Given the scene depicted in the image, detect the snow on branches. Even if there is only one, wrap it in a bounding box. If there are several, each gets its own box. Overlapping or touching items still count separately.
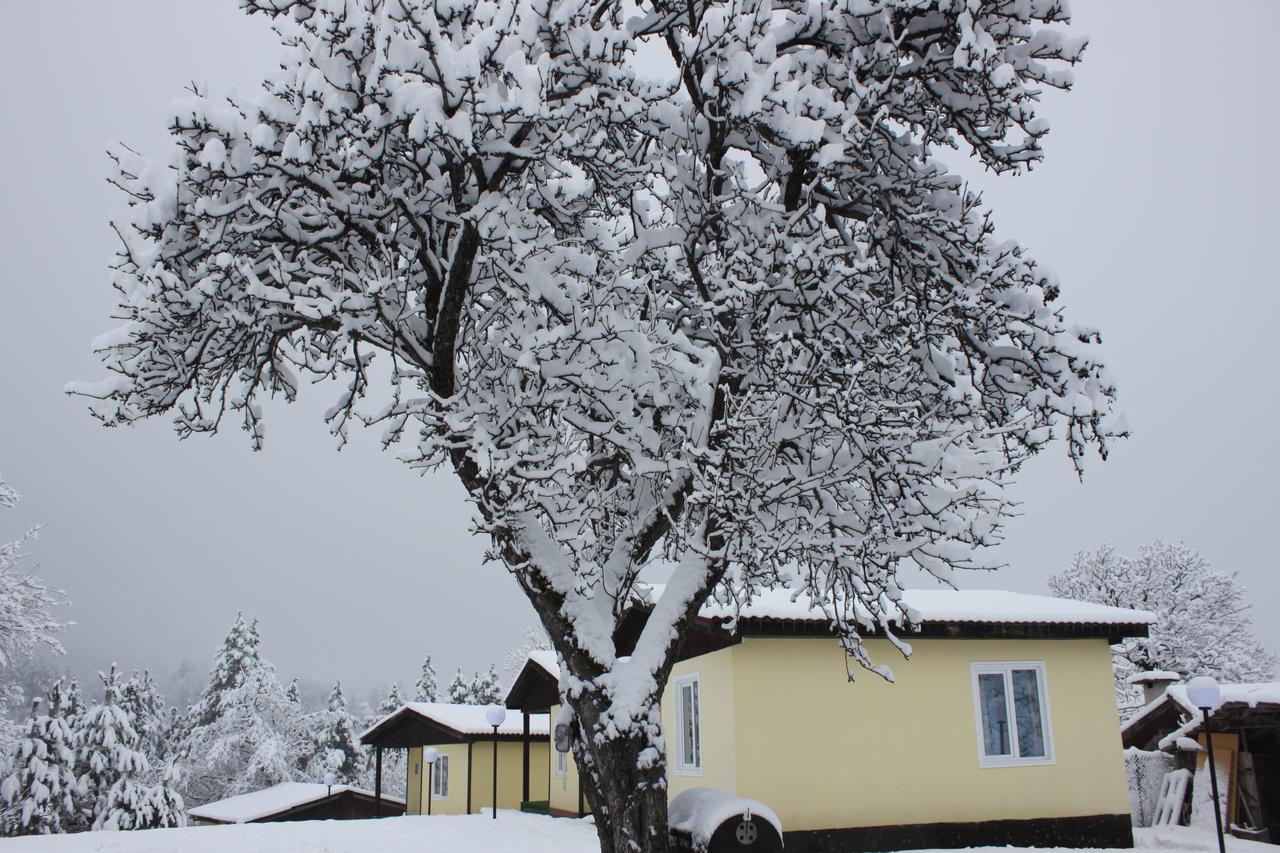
[0,476,65,675]
[77,2,1119,849]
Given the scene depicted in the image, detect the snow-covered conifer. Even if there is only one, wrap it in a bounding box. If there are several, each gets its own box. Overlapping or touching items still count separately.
[377,683,404,718]
[1050,541,1277,709]
[75,666,150,830]
[120,670,168,764]
[0,690,79,835]
[79,3,1126,848]
[285,678,301,706]
[413,657,438,703]
[177,617,297,805]
[470,666,502,705]
[446,670,470,705]
[301,682,363,784]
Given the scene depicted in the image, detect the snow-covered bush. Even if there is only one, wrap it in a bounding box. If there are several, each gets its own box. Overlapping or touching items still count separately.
[76,2,1122,849]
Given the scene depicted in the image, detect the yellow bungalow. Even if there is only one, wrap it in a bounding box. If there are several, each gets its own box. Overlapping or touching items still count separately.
[508,587,1154,851]
[360,702,550,816]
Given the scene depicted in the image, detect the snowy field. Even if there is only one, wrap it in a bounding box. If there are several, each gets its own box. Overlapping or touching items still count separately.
[0,816,1270,853]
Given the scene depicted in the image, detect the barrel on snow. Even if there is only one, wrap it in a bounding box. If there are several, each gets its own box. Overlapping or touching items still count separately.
[668,787,784,852]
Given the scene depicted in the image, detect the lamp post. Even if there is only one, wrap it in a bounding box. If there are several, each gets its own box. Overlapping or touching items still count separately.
[323,771,336,799]
[485,706,507,819]
[424,748,439,816]
[1186,676,1226,853]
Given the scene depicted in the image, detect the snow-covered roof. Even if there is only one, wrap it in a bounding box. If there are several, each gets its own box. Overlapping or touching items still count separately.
[526,649,560,679]
[639,584,1155,628]
[188,782,403,824]
[1121,682,1280,751]
[360,702,551,742]
[1127,670,1181,684]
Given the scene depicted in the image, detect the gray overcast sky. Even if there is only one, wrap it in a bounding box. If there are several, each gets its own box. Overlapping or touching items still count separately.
[1,2,1277,703]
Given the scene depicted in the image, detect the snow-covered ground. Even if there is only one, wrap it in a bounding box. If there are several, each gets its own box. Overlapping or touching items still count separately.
[0,815,1267,853]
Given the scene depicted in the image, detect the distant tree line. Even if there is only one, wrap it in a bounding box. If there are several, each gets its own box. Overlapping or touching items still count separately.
[0,610,516,836]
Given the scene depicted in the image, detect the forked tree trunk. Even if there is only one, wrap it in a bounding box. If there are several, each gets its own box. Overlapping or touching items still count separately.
[572,688,671,853]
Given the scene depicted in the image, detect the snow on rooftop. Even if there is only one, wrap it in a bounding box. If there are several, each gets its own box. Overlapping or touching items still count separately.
[1120,682,1280,750]
[188,783,403,824]
[526,649,560,678]
[669,787,781,848]
[361,702,551,741]
[640,584,1154,627]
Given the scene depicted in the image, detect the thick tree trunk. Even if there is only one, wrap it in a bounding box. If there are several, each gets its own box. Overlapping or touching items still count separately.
[572,689,671,853]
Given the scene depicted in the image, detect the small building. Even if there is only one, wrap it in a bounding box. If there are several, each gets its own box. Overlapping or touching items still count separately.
[188,782,405,825]
[360,702,550,815]
[512,586,1152,851]
[1122,681,1280,841]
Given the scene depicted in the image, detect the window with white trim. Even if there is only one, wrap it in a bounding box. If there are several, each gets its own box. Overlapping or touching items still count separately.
[431,754,450,797]
[555,748,568,776]
[674,673,701,774]
[971,661,1053,767]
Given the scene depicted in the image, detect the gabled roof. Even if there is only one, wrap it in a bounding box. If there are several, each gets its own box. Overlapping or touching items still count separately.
[188,782,404,824]
[505,651,561,713]
[361,702,551,748]
[1122,682,1280,751]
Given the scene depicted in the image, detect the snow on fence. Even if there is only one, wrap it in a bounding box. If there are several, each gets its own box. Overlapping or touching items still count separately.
[1126,747,1177,826]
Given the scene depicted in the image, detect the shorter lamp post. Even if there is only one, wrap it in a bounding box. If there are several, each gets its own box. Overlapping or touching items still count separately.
[323,771,336,798]
[485,706,507,819]
[424,748,439,816]
[1186,676,1226,853]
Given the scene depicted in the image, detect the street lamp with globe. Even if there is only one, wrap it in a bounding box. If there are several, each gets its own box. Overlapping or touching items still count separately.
[485,706,507,819]
[1186,676,1226,853]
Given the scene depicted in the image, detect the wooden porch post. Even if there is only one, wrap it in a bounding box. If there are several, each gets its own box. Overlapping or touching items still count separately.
[374,747,383,817]
[522,711,531,805]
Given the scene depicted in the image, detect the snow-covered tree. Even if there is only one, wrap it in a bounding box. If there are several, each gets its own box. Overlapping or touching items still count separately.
[74,667,151,831]
[177,617,298,805]
[469,665,502,705]
[76,2,1123,848]
[119,670,168,764]
[285,678,301,706]
[0,689,79,835]
[0,474,66,720]
[413,657,438,704]
[446,670,470,705]
[377,683,404,718]
[300,682,364,784]
[1050,541,1277,709]
[505,626,552,680]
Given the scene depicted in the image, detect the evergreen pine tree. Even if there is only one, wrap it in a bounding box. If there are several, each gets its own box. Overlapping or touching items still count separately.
[186,613,261,730]
[120,670,167,764]
[469,664,503,704]
[447,669,471,704]
[76,666,150,831]
[286,678,301,706]
[414,656,438,703]
[378,683,404,717]
[0,686,78,835]
[178,616,298,805]
[303,682,364,784]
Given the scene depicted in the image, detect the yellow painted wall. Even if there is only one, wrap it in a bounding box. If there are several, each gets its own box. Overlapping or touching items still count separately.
[729,637,1132,832]
[540,637,1129,833]
[406,746,423,814]
[661,646,738,799]
[405,741,548,815]
[548,704,591,816]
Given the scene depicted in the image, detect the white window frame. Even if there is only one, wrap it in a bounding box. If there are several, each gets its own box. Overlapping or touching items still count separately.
[970,661,1055,768]
[673,672,702,775]
[554,748,568,777]
[431,753,450,798]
